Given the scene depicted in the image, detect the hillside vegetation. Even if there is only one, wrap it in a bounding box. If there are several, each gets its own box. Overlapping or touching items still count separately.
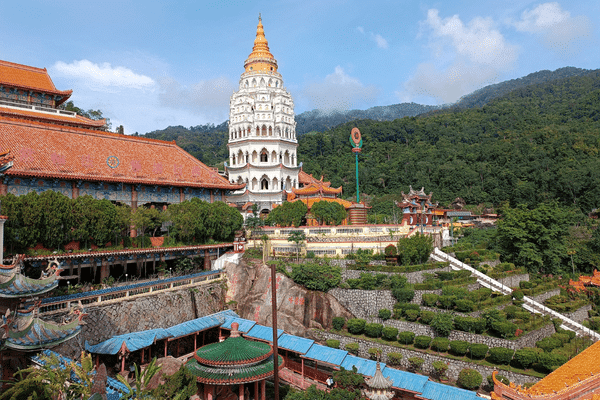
[299,71,600,212]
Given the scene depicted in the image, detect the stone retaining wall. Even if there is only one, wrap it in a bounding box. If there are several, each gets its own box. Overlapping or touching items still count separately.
[53,282,225,360]
[531,288,560,303]
[314,330,541,386]
[497,274,529,288]
[329,288,396,319]
[564,304,593,324]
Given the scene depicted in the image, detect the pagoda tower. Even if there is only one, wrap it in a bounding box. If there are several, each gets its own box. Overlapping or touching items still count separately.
[226,15,299,216]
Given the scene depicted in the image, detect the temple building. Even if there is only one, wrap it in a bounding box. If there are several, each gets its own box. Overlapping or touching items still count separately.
[0,59,243,208]
[185,322,282,400]
[395,186,439,226]
[226,16,300,215]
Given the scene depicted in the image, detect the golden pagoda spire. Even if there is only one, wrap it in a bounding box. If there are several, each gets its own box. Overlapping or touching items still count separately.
[244,14,278,74]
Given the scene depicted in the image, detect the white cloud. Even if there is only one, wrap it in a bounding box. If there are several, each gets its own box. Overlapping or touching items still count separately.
[52,60,155,89]
[357,27,389,49]
[301,66,379,111]
[158,76,235,120]
[512,2,591,55]
[400,9,517,104]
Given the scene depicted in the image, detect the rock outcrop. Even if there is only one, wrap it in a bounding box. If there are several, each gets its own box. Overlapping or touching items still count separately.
[224,257,354,336]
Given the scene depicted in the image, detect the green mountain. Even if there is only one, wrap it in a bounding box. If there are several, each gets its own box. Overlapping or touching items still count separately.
[299,70,600,212]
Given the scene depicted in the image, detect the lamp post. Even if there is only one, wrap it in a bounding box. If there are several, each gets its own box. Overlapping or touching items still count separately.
[125,273,128,282]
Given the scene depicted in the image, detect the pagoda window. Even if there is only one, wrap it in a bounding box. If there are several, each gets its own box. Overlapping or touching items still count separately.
[245,80,249,88]
[252,79,257,87]
[269,126,272,136]
[245,152,249,163]
[261,125,267,136]
[268,79,273,87]
[252,178,258,191]
[261,178,269,190]
[284,151,290,165]
[256,126,260,136]
[276,81,280,88]
[260,78,266,87]
[237,176,244,184]
[291,154,295,166]
[285,177,292,190]
[272,177,279,189]
[293,179,297,188]
[238,150,244,163]
[271,150,277,163]
[276,126,281,136]
[260,150,268,163]
[232,155,236,165]
[252,151,258,163]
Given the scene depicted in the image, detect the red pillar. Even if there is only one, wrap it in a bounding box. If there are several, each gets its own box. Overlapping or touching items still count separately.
[141,348,144,364]
[254,381,258,400]
[301,359,304,379]
[239,383,244,400]
[261,380,266,400]
[121,355,125,373]
[204,249,210,270]
[164,340,168,357]
[96,355,100,370]
[194,333,197,351]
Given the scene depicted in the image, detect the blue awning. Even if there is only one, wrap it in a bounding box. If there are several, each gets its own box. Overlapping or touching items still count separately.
[302,344,348,366]
[221,317,257,333]
[420,381,480,400]
[85,328,170,355]
[166,310,238,340]
[381,366,429,393]
[340,355,385,377]
[245,324,284,342]
[277,334,315,354]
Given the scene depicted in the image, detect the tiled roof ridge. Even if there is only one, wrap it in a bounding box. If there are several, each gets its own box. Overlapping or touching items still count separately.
[0,115,177,146]
[0,59,48,74]
[0,59,72,96]
[0,107,106,128]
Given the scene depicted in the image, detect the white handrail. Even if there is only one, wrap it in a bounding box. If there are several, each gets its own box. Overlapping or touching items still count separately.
[432,247,600,340]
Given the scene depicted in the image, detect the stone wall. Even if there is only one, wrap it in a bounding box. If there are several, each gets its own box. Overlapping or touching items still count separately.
[531,288,560,303]
[497,274,529,288]
[53,282,225,359]
[342,269,447,284]
[314,331,541,386]
[328,288,396,319]
[564,304,593,323]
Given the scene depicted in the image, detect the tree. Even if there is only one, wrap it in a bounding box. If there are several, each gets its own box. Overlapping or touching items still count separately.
[310,200,347,226]
[149,365,197,400]
[396,233,433,265]
[117,357,162,399]
[265,201,308,227]
[288,230,306,261]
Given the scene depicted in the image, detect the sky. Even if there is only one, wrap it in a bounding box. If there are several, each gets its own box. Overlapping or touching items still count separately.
[1,0,598,134]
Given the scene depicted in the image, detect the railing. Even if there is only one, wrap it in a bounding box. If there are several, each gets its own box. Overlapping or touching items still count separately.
[36,270,224,316]
[432,248,600,340]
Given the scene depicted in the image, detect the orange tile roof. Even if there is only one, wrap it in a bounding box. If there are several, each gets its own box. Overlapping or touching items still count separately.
[290,196,353,209]
[292,182,342,196]
[0,116,244,190]
[0,60,72,99]
[0,106,105,128]
[298,169,331,187]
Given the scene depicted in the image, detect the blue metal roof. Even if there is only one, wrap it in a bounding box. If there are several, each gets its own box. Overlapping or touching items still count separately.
[303,343,348,366]
[166,310,238,339]
[420,381,480,400]
[381,366,429,393]
[340,355,385,377]
[277,333,315,354]
[221,316,257,333]
[85,328,170,355]
[245,324,284,342]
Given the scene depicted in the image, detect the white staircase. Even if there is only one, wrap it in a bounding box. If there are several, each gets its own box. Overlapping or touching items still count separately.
[431,247,600,341]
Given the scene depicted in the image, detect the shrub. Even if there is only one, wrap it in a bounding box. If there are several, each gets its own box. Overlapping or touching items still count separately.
[458,368,482,390]
[398,331,415,345]
[449,340,469,356]
[332,317,345,331]
[393,303,420,319]
[432,360,449,379]
[438,295,456,310]
[365,323,383,338]
[537,352,568,373]
[504,305,520,320]
[414,335,432,349]
[326,339,340,349]
[491,321,518,338]
[345,342,359,355]
[431,337,450,353]
[387,352,403,366]
[392,288,415,303]
[553,333,571,346]
[405,309,419,321]
[536,337,562,353]
[430,313,454,337]
[454,299,475,312]
[488,347,514,365]
[419,310,435,325]
[512,289,525,300]
[519,281,534,289]
[384,244,397,256]
[589,316,600,331]
[382,326,399,341]
[469,344,489,359]
[487,374,510,389]
[513,348,539,369]
[347,318,366,335]
[482,309,505,329]
[368,347,382,360]
[469,287,492,302]
[422,293,439,307]
[408,357,424,372]
[552,318,563,331]
[514,311,530,322]
[290,262,342,292]
[378,308,392,321]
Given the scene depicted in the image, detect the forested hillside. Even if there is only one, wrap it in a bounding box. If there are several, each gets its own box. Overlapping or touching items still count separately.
[299,71,600,212]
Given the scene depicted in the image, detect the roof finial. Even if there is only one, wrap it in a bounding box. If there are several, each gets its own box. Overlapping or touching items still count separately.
[259,13,261,22]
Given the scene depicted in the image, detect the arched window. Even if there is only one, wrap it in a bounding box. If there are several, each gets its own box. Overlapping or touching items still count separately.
[283,151,290,165]
[261,178,269,190]
[268,126,272,136]
[271,150,277,163]
[238,150,244,164]
[261,125,267,136]
[252,151,258,163]
[260,150,268,163]
[252,178,258,191]
[256,126,260,136]
[285,177,292,191]
[272,177,278,189]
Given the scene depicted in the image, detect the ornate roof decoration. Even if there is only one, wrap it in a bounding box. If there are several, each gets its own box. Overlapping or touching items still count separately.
[2,301,87,351]
[244,15,278,74]
[396,186,439,210]
[0,60,72,103]
[0,149,14,173]
[364,362,394,400]
[298,169,331,187]
[401,185,433,202]
[570,270,600,291]
[0,256,62,298]
[292,182,343,197]
[185,322,283,385]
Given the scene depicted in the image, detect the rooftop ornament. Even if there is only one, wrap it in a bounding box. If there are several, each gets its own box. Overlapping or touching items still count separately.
[349,127,363,203]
